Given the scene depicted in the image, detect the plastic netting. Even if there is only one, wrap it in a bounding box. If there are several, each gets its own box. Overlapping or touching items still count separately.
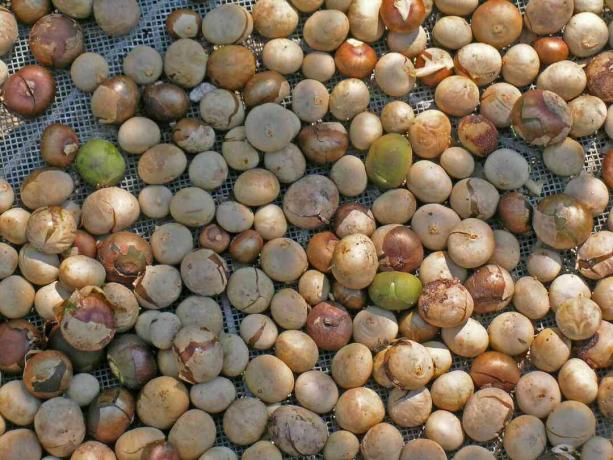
[0,0,611,457]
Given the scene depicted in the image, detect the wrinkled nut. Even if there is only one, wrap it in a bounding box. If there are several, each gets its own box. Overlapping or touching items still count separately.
[418,278,473,328]
[269,405,328,456]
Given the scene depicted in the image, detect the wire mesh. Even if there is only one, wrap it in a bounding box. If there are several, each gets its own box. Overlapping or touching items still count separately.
[0,0,611,457]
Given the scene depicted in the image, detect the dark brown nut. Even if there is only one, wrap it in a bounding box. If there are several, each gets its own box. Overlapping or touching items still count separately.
[306,231,339,273]
[166,8,201,39]
[457,114,499,157]
[418,278,473,328]
[91,75,140,125]
[334,39,377,78]
[470,351,520,391]
[464,264,514,314]
[198,224,230,253]
[380,0,426,33]
[470,0,522,48]
[2,65,56,117]
[56,286,116,352]
[29,14,84,68]
[0,319,43,374]
[306,301,352,351]
[142,441,180,460]
[243,70,290,107]
[97,231,153,285]
[12,0,51,24]
[533,37,569,65]
[511,89,572,147]
[107,334,157,390]
[298,122,349,165]
[87,387,135,443]
[373,225,424,273]
[23,350,73,398]
[498,191,532,234]
[40,123,79,167]
[207,45,256,90]
[586,51,613,103]
[143,82,190,123]
[603,149,613,189]
[229,229,264,264]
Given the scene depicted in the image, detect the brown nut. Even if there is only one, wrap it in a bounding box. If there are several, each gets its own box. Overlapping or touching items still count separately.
[166,8,201,39]
[306,301,352,351]
[457,114,499,157]
[91,75,140,125]
[533,37,569,65]
[142,82,190,123]
[464,264,514,314]
[207,45,256,90]
[2,65,56,117]
[334,39,377,78]
[29,13,84,68]
[470,351,520,391]
[40,123,79,167]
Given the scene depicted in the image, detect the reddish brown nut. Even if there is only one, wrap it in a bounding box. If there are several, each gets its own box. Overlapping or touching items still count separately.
[91,75,140,124]
[199,224,231,253]
[23,349,73,398]
[603,149,613,190]
[29,13,84,68]
[2,65,56,117]
[334,39,378,79]
[229,229,264,264]
[306,301,352,351]
[40,123,79,167]
[0,319,43,374]
[97,231,153,285]
[67,230,98,258]
[470,351,520,391]
[380,0,426,33]
[533,37,569,66]
[165,8,201,39]
[464,265,514,314]
[376,226,424,273]
[511,89,572,146]
[306,231,339,273]
[586,51,613,103]
[457,114,499,157]
[498,191,533,234]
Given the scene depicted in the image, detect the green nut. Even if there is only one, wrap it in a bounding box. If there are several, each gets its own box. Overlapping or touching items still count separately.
[368,271,422,311]
[365,133,412,189]
[76,139,126,188]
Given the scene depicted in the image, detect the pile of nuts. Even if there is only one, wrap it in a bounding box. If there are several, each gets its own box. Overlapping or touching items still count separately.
[0,0,612,459]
